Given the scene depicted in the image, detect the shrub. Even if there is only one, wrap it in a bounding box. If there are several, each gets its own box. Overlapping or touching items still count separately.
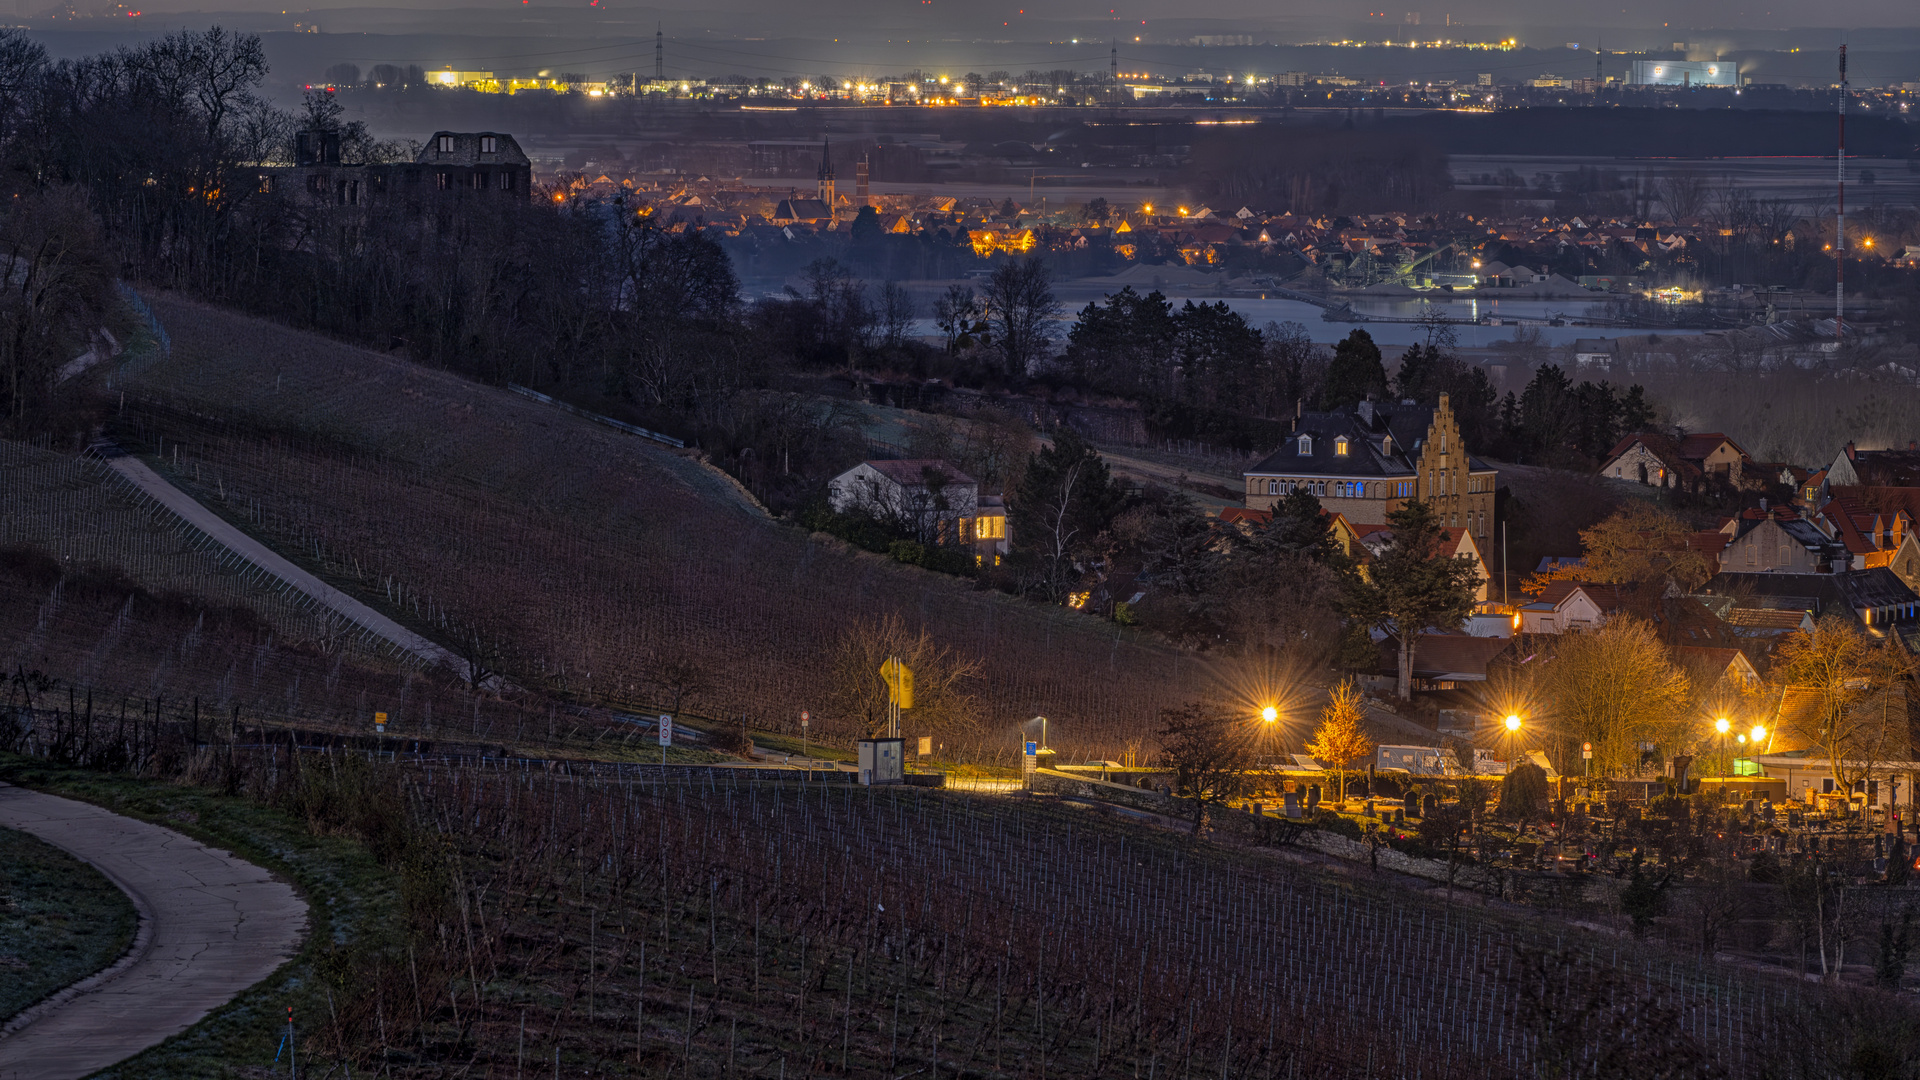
[1312,809,1363,840]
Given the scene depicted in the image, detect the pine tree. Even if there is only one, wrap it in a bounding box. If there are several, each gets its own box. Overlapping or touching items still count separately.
[1343,499,1481,699]
[1319,329,1387,410]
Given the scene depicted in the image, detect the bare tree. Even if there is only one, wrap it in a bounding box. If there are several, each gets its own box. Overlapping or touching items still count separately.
[825,614,979,739]
[1776,616,1908,800]
[1654,169,1712,222]
[1156,701,1255,834]
[981,257,1060,377]
[649,657,710,719]
[877,280,916,349]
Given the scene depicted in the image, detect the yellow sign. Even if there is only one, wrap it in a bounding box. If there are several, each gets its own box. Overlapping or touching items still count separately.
[879,658,914,709]
[374,711,387,731]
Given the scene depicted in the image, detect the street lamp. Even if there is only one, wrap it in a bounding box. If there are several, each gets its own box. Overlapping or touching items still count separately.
[1715,717,1731,776]
[1261,706,1279,724]
[1504,714,1522,773]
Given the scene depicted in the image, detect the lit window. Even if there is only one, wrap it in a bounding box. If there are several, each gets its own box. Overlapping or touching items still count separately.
[1334,436,1349,456]
[1297,435,1312,455]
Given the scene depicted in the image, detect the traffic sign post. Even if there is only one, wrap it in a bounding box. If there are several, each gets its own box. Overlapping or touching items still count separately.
[374,711,387,734]
[1582,741,1593,778]
[800,710,810,762]
[659,714,672,766]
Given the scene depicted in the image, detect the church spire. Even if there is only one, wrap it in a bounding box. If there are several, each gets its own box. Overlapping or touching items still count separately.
[817,138,836,210]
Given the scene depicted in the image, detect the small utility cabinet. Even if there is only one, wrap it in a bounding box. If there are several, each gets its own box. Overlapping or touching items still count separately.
[858,738,905,785]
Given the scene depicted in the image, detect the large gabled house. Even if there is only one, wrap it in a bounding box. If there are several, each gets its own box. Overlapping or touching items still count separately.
[827,460,1007,560]
[1242,393,1496,540]
[1598,431,1752,492]
[265,129,533,209]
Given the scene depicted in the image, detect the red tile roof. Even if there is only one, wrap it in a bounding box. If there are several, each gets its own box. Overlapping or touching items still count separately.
[1676,433,1748,462]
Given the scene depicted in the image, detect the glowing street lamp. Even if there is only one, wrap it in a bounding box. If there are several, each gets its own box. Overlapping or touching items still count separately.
[1261,705,1279,724]
[1503,714,1522,772]
[1715,717,1731,776]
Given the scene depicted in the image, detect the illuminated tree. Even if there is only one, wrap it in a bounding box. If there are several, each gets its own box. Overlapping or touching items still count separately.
[1530,503,1711,595]
[1544,615,1691,776]
[1305,680,1374,802]
[1775,615,1909,798]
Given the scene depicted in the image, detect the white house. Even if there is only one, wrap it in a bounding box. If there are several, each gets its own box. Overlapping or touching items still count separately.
[1518,582,1624,634]
[826,459,1008,559]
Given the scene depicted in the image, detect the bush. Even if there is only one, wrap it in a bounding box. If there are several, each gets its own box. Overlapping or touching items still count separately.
[1313,809,1363,840]
[1498,763,1549,822]
[709,723,754,757]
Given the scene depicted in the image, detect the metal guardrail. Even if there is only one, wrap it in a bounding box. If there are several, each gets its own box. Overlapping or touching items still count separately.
[507,384,685,448]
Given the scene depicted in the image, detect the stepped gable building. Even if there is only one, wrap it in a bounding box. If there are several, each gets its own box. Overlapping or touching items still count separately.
[1242,393,1497,538]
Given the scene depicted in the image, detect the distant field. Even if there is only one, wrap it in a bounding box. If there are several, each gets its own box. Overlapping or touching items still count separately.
[116,295,1237,762]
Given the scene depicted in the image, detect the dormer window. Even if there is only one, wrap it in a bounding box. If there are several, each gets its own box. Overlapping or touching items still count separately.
[1334,436,1349,456]
[437,135,454,153]
[480,135,497,153]
[1381,434,1392,455]
[1297,434,1313,456]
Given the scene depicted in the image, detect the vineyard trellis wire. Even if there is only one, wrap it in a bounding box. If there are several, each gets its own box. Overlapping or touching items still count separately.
[0,438,419,667]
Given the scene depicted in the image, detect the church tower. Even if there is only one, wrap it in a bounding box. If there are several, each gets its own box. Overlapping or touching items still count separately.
[817,139,836,211]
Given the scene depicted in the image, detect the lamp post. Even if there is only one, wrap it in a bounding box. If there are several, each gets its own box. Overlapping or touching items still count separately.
[1715,717,1731,776]
[1749,725,1767,767]
[1260,704,1280,769]
[1504,714,1522,773]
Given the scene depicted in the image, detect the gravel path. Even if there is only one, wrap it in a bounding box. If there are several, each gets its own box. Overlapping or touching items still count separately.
[0,784,307,1080]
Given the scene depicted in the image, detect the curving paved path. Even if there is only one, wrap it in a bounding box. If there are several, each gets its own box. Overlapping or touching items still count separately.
[0,784,307,1080]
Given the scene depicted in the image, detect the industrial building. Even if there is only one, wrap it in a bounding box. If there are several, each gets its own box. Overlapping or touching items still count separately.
[1629,60,1739,87]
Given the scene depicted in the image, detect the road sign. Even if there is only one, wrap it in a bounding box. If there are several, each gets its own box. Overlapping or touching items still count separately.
[879,658,914,708]
[374,711,387,733]
[658,714,673,747]
[918,735,932,756]
[1582,742,1593,759]
[800,711,809,726]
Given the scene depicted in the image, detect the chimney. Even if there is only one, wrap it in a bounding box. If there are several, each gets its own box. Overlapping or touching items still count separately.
[1295,398,1303,420]
[1846,441,1857,460]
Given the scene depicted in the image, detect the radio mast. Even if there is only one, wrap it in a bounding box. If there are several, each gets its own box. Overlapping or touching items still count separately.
[1836,44,1847,338]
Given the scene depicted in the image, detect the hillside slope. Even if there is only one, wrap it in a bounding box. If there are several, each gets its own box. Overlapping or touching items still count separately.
[115,295,1260,761]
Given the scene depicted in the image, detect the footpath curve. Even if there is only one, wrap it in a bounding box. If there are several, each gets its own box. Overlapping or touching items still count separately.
[0,784,307,1080]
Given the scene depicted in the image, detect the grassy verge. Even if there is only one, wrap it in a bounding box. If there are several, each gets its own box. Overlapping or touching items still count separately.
[0,754,401,1080]
[0,824,139,1024]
